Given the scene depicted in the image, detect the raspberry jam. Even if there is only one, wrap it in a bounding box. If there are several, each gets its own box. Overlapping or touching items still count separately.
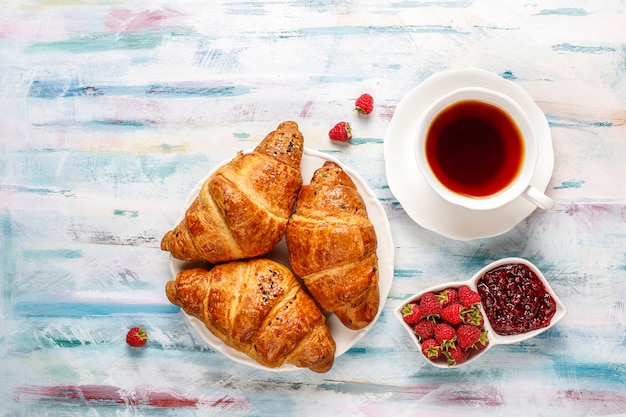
[476,263,556,336]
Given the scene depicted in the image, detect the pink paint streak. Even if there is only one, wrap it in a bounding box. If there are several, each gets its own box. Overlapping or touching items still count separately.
[558,390,626,414]
[378,105,396,121]
[0,19,72,41]
[105,8,183,33]
[15,384,249,411]
[300,101,314,118]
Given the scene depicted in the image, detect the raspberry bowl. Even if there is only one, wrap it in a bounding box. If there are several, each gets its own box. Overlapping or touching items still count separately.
[394,257,568,368]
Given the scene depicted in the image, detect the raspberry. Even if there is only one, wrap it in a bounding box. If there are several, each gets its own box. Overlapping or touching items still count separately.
[434,323,456,349]
[458,285,481,308]
[445,345,468,366]
[328,121,352,142]
[437,288,459,308]
[421,339,441,359]
[413,319,436,341]
[419,292,442,319]
[457,324,481,349]
[401,303,422,324]
[441,303,465,325]
[354,93,374,115]
[126,327,147,347]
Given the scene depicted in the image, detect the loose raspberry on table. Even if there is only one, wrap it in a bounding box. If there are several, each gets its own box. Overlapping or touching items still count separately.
[354,93,374,115]
[328,121,352,142]
[126,327,148,347]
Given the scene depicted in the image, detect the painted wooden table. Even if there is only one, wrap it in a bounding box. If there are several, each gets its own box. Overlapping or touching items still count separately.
[1,1,625,416]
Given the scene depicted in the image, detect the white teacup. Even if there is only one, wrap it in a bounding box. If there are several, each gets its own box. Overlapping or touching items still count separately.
[415,87,553,211]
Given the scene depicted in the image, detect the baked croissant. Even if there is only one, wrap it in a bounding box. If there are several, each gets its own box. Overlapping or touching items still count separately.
[166,258,336,373]
[285,161,380,330]
[161,121,304,264]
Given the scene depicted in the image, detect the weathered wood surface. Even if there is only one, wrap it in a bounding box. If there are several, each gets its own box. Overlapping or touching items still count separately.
[1,1,624,416]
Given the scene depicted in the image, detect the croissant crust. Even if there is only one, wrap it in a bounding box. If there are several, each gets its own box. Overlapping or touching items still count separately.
[286,161,380,330]
[160,121,304,264]
[166,258,336,373]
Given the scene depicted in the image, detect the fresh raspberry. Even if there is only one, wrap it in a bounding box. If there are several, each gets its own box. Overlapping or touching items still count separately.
[441,303,465,325]
[473,331,490,351]
[457,324,481,349]
[413,319,436,341]
[419,292,442,319]
[401,303,421,324]
[328,121,352,142]
[434,323,456,349]
[354,93,374,115]
[463,306,485,327]
[458,285,481,308]
[437,288,459,308]
[421,338,441,359]
[445,345,468,366]
[126,327,147,347]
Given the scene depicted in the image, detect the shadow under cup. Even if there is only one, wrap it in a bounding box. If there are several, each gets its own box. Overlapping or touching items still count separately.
[415,87,553,211]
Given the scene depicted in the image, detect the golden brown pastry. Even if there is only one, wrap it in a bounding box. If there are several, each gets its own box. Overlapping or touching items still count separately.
[285,161,380,330]
[166,258,336,373]
[161,121,304,264]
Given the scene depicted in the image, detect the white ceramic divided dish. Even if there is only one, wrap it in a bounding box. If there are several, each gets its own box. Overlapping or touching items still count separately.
[394,257,568,368]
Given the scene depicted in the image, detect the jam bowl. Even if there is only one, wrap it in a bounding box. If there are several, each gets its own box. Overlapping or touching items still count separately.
[394,257,568,368]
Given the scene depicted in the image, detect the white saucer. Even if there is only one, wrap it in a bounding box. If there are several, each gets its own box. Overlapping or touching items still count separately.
[383,68,554,240]
[169,148,395,371]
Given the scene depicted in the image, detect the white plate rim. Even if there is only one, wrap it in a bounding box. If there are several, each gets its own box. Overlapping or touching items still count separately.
[168,148,395,371]
[383,68,555,240]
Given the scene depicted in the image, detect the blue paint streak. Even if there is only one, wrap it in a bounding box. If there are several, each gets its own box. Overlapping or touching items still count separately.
[310,75,367,83]
[26,31,168,53]
[90,119,153,128]
[22,249,83,259]
[535,8,590,16]
[553,179,585,190]
[349,137,384,145]
[233,132,250,139]
[160,144,183,151]
[547,115,613,129]
[0,185,75,197]
[29,79,251,100]
[113,210,139,218]
[0,213,15,292]
[225,2,268,15]
[501,70,516,80]
[275,24,464,39]
[551,362,626,386]
[145,83,250,97]
[1,149,208,184]
[552,43,616,54]
[13,302,180,317]
[394,268,421,278]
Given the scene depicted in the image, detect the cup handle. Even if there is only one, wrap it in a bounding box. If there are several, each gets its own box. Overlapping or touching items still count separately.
[522,185,554,210]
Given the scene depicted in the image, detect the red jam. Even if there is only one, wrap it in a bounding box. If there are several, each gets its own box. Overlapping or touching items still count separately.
[476,263,556,336]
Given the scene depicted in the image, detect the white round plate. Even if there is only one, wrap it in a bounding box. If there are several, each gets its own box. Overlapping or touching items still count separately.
[169,148,395,371]
[383,68,554,240]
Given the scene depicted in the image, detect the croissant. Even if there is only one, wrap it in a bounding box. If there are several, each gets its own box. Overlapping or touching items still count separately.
[285,161,380,330]
[161,121,304,264]
[166,258,336,373]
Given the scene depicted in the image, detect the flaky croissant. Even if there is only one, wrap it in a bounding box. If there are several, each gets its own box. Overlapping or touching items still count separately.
[285,161,380,330]
[161,121,304,264]
[166,258,336,373]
